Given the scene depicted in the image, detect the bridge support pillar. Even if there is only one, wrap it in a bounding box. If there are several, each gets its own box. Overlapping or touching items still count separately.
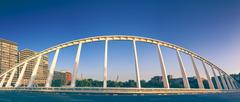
[219,71,228,89]
[46,48,60,87]
[211,67,222,89]
[237,82,240,89]
[133,40,141,89]
[28,55,42,87]
[6,68,17,87]
[157,44,169,88]
[176,50,190,89]
[190,55,204,89]
[233,81,237,89]
[103,40,108,88]
[232,81,237,89]
[71,43,82,87]
[202,62,214,89]
[15,62,28,87]
[233,80,239,89]
[232,79,237,89]
[234,79,239,89]
[229,78,236,89]
[225,74,232,89]
[234,80,238,89]
[0,74,7,87]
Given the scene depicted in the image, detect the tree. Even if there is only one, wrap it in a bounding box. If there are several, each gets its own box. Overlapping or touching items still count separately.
[52,79,65,87]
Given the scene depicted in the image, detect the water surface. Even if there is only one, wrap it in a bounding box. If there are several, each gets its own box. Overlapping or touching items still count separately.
[0,91,239,102]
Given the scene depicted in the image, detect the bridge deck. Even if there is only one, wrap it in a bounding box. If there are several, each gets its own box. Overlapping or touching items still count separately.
[0,87,239,95]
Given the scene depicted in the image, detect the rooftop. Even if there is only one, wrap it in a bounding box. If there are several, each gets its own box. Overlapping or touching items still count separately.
[0,38,17,46]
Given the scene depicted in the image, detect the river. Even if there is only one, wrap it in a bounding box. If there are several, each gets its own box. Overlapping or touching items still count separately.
[0,91,239,102]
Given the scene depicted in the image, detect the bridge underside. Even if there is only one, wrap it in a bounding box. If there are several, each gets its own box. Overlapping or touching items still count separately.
[0,87,239,95]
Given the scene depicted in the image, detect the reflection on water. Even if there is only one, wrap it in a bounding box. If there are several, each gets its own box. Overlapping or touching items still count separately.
[0,91,239,102]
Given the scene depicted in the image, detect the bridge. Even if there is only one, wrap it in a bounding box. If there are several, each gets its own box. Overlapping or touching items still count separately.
[0,35,239,94]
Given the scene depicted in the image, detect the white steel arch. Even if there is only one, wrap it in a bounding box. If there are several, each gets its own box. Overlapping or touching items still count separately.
[0,35,238,91]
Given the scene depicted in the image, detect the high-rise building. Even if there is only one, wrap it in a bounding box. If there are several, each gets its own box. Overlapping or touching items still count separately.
[52,70,72,86]
[65,71,72,85]
[167,75,173,79]
[0,38,18,74]
[0,38,19,84]
[19,49,48,86]
[53,71,66,81]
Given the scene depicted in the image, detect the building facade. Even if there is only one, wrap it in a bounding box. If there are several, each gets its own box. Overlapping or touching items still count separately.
[0,38,18,74]
[19,49,48,86]
[53,71,72,86]
[0,38,18,84]
[65,71,72,85]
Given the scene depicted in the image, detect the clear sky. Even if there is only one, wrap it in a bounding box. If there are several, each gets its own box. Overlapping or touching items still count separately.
[0,0,240,81]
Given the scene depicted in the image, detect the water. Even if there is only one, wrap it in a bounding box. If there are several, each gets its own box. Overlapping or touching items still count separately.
[0,91,239,102]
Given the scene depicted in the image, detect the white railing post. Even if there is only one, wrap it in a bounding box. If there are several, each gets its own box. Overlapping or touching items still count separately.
[219,71,228,89]
[156,44,169,88]
[0,74,7,87]
[176,50,190,88]
[103,40,108,88]
[211,67,222,89]
[133,40,141,89]
[71,43,82,87]
[45,48,60,87]
[28,55,42,87]
[190,55,204,89]
[202,61,214,89]
[6,68,17,87]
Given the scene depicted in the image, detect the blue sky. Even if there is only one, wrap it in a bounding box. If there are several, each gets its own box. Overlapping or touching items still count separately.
[0,0,240,81]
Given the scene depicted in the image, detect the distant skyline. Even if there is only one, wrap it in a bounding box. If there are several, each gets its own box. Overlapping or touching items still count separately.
[0,0,240,81]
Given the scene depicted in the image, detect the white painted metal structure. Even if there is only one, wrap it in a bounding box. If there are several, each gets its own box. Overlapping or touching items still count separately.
[71,43,82,87]
[0,35,238,92]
